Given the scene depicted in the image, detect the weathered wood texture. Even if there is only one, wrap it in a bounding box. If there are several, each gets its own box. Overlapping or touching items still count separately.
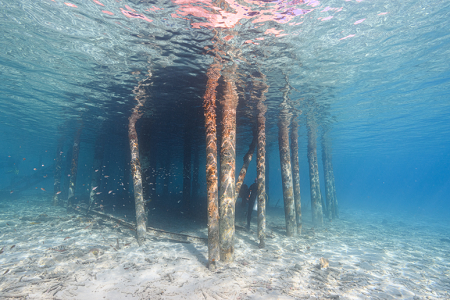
[290,117,302,235]
[278,107,296,236]
[128,71,151,246]
[219,63,238,262]
[203,58,221,269]
[307,117,323,227]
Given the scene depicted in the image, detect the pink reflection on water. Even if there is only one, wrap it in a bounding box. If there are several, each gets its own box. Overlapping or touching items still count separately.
[354,18,365,24]
[120,8,153,22]
[125,5,136,12]
[171,0,316,30]
[340,34,355,40]
[64,2,77,8]
[102,10,114,15]
[146,6,163,11]
[93,0,104,6]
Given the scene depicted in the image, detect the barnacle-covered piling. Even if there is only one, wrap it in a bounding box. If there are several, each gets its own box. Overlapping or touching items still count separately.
[183,127,192,210]
[322,130,338,219]
[67,125,82,211]
[204,58,221,270]
[219,63,239,263]
[307,116,323,227]
[256,75,268,248]
[89,135,104,212]
[278,105,296,237]
[290,116,302,235]
[234,131,256,204]
[129,70,152,246]
[52,136,64,206]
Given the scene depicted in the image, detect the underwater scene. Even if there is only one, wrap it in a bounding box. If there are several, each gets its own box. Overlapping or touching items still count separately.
[1,0,450,299]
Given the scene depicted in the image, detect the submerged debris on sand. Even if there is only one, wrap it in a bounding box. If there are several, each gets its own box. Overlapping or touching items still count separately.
[0,199,449,299]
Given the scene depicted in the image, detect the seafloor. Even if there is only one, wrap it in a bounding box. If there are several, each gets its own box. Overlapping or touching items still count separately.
[0,196,449,299]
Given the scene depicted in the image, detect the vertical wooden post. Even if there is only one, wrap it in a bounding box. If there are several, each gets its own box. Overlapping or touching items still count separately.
[322,130,338,219]
[278,105,296,236]
[182,128,192,210]
[331,166,339,219]
[191,145,200,202]
[307,116,323,227]
[322,131,332,220]
[129,70,151,246]
[234,131,256,204]
[256,75,268,249]
[89,134,104,211]
[290,116,302,235]
[219,63,238,263]
[204,58,221,270]
[53,137,64,206]
[67,125,82,210]
[162,153,170,199]
[266,151,270,207]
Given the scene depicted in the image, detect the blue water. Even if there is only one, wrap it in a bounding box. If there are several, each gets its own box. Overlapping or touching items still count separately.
[1,0,450,218]
[1,1,450,298]
[0,0,449,228]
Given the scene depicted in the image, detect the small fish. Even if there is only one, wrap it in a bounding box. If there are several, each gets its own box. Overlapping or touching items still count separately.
[10,190,13,194]
[41,188,46,191]
[104,175,109,178]
[108,190,113,194]
[10,245,15,250]
[33,168,37,171]
[92,186,98,191]
[96,192,102,195]
[56,191,61,195]
[23,158,26,160]
[3,269,9,275]
[0,247,4,254]
[95,169,99,172]
[64,236,71,240]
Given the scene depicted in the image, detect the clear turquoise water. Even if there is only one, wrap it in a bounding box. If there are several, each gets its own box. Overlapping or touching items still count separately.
[0,0,450,218]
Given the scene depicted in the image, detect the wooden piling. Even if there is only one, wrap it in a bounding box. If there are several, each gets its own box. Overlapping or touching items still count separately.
[234,131,256,204]
[219,63,238,263]
[322,131,338,219]
[321,131,331,220]
[278,105,296,236]
[163,153,171,199]
[290,116,302,235]
[331,167,339,219]
[307,116,323,227]
[191,146,200,202]
[203,58,221,270]
[182,127,192,210]
[128,70,152,246]
[52,137,64,206]
[256,75,268,249]
[266,150,270,207]
[67,126,82,210]
[89,135,104,212]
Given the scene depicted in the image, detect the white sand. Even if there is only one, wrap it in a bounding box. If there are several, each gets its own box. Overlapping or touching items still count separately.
[1,196,449,299]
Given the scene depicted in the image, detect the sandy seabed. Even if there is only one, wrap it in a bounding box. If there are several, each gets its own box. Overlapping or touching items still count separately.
[0,196,449,300]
